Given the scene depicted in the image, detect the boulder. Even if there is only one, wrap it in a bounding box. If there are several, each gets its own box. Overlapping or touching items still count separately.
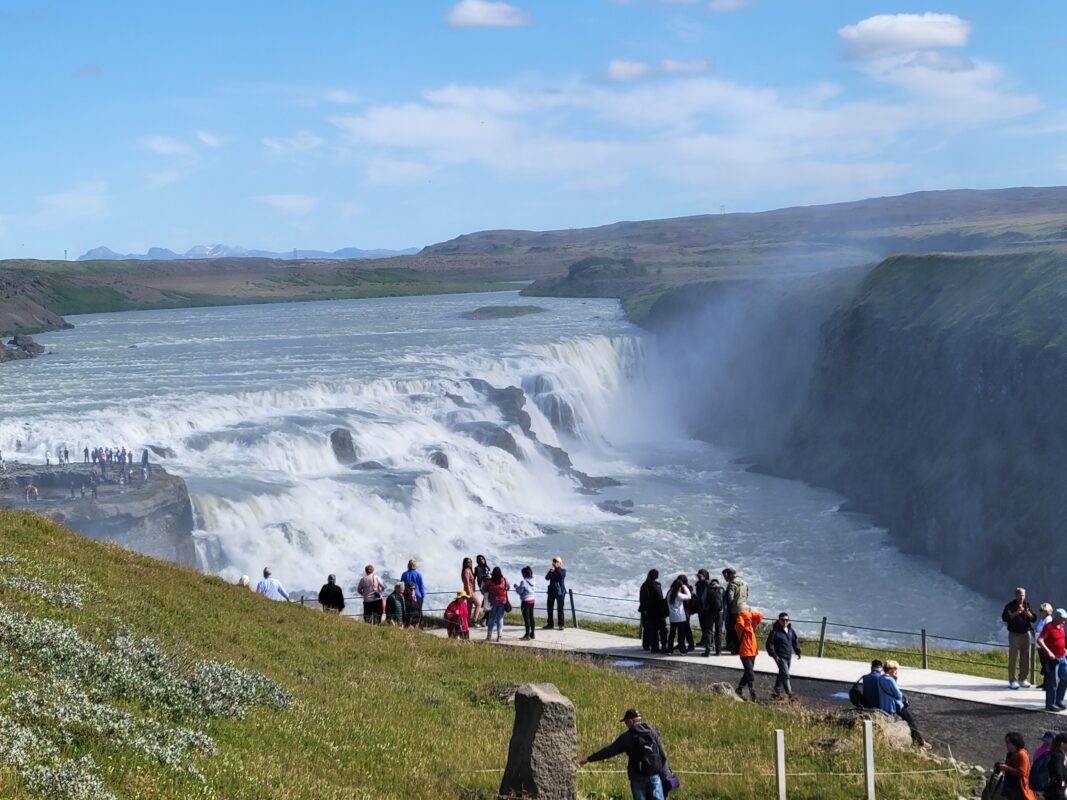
[598,500,635,516]
[147,444,177,459]
[329,429,358,463]
[840,710,914,751]
[8,335,45,356]
[499,683,577,800]
[707,682,744,702]
[455,421,521,460]
[466,379,533,435]
[428,450,449,470]
[352,460,386,471]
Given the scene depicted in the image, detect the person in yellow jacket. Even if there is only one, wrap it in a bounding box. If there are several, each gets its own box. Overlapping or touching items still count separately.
[735,609,764,701]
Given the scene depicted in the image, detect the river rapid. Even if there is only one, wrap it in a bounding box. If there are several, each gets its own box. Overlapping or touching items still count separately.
[1,291,1002,642]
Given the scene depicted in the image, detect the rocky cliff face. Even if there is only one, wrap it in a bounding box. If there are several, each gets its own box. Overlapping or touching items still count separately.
[0,463,196,565]
[771,250,1067,599]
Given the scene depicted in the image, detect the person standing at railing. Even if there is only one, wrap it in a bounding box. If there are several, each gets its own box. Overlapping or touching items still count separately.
[1003,587,1037,690]
[400,559,425,628]
[638,569,668,654]
[544,556,567,630]
[461,557,480,628]
[1038,608,1067,713]
[474,555,490,628]
[318,574,345,614]
[723,568,749,655]
[515,566,537,641]
[735,608,764,700]
[766,612,801,698]
[693,570,712,650]
[665,576,693,654]
[385,583,406,626]
[357,564,386,624]
[700,578,724,658]
[485,566,510,642]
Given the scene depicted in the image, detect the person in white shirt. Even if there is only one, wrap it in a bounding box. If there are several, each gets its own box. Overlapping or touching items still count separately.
[665,576,694,654]
[256,566,289,601]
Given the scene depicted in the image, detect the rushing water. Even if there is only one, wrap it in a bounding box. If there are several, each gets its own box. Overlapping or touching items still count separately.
[0,291,1002,642]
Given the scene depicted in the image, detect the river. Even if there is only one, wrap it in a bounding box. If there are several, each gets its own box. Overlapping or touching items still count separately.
[0,291,1003,642]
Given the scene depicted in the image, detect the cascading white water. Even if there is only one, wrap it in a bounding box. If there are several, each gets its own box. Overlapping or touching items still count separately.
[0,291,1005,639]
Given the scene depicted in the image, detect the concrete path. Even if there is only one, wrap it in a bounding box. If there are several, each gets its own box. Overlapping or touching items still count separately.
[436,625,1059,715]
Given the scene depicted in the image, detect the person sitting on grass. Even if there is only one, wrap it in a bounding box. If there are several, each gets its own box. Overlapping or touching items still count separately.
[385,583,406,627]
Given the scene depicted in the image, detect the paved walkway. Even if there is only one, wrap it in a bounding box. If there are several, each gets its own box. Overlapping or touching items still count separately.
[436,625,1058,714]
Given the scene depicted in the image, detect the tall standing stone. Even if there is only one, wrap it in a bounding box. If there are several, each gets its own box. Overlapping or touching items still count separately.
[500,683,577,800]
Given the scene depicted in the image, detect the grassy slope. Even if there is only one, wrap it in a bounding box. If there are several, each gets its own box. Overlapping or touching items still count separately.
[0,511,968,800]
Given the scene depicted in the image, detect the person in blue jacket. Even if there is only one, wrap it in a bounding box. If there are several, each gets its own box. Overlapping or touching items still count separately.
[399,559,426,627]
[877,660,930,749]
[544,556,567,630]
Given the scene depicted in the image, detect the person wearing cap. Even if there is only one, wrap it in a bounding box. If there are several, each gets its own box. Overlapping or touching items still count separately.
[580,709,670,800]
[255,566,289,601]
[515,566,537,641]
[444,591,471,639]
[1003,587,1037,690]
[1034,730,1056,764]
[1037,604,1055,690]
[317,574,345,614]
[1038,609,1067,712]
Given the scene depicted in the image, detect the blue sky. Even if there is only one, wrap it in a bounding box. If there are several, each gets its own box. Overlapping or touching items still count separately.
[1,0,1065,258]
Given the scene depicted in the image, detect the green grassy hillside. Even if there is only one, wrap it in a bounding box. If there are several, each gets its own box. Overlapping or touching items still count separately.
[0,511,967,799]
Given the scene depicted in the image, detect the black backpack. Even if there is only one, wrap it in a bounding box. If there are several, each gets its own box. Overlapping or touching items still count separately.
[1031,750,1055,792]
[632,727,665,776]
[848,680,866,708]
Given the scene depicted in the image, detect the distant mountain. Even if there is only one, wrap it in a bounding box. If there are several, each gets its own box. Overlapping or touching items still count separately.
[77,244,419,261]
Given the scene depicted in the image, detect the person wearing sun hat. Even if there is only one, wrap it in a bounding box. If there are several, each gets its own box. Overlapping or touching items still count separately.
[1034,730,1057,763]
[1038,609,1067,712]
[444,591,471,639]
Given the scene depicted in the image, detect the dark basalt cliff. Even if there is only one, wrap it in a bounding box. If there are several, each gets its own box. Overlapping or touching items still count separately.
[770,250,1067,599]
[0,463,196,565]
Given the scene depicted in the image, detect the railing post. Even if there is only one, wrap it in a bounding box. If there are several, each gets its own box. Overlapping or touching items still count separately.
[817,616,828,658]
[568,589,579,629]
[774,728,787,800]
[863,719,876,800]
[300,594,305,607]
[921,629,928,670]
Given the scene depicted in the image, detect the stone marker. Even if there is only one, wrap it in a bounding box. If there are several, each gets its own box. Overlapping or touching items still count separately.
[500,683,577,800]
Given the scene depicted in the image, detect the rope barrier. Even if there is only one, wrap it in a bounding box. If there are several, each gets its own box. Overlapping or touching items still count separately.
[465,766,961,777]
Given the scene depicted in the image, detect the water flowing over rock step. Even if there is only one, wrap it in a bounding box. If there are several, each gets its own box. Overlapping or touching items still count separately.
[432,627,1056,714]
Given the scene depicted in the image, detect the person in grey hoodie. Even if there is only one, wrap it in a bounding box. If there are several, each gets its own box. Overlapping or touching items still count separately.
[723,568,749,655]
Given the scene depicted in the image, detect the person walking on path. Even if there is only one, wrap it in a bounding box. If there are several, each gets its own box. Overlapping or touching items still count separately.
[1042,733,1067,800]
[639,570,668,653]
[485,566,510,642]
[735,608,764,700]
[461,557,479,628]
[357,564,386,624]
[580,709,670,800]
[665,576,693,654]
[766,612,802,698]
[385,583,406,626]
[1037,604,1055,690]
[1038,609,1067,712]
[701,578,725,657]
[515,566,537,641]
[996,732,1038,800]
[723,568,749,655]
[544,556,567,630]
[255,567,289,601]
[1004,587,1037,689]
[317,574,345,614]
[399,559,425,628]
[877,660,930,749]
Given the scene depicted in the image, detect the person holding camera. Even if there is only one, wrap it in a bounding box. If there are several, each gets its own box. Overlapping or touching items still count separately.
[1003,587,1037,689]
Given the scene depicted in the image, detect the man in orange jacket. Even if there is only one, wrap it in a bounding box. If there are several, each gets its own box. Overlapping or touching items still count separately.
[735,609,764,701]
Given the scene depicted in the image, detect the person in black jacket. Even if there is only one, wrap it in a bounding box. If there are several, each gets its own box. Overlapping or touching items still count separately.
[639,569,668,653]
[1045,732,1067,800]
[580,709,669,800]
[1002,587,1037,689]
[766,612,802,697]
[544,556,567,630]
[318,574,345,614]
[701,578,724,657]
[693,570,711,649]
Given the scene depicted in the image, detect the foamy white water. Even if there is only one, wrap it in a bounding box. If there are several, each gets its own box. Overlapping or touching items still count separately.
[0,291,1002,641]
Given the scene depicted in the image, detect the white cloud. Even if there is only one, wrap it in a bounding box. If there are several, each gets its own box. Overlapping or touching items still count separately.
[261,130,324,156]
[661,58,711,75]
[367,158,441,185]
[142,135,192,157]
[446,0,530,28]
[608,59,652,81]
[709,0,750,12]
[323,90,360,105]
[145,170,184,189]
[256,194,319,215]
[37,181,109,219]
[839,13,972,60]
[196,130,225,147]
[339,202,364,220]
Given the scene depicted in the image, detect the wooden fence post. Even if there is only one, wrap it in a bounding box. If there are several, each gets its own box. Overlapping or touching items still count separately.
[921,629,928,669]
[774,728,787,800]
[863,719,876,800]
[568,589,579,629]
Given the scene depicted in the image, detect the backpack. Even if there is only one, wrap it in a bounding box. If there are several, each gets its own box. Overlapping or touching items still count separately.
[982,772,1009,800]
[631,727,665,777]
[1031,750,1054,791]
[848,680,866,708]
